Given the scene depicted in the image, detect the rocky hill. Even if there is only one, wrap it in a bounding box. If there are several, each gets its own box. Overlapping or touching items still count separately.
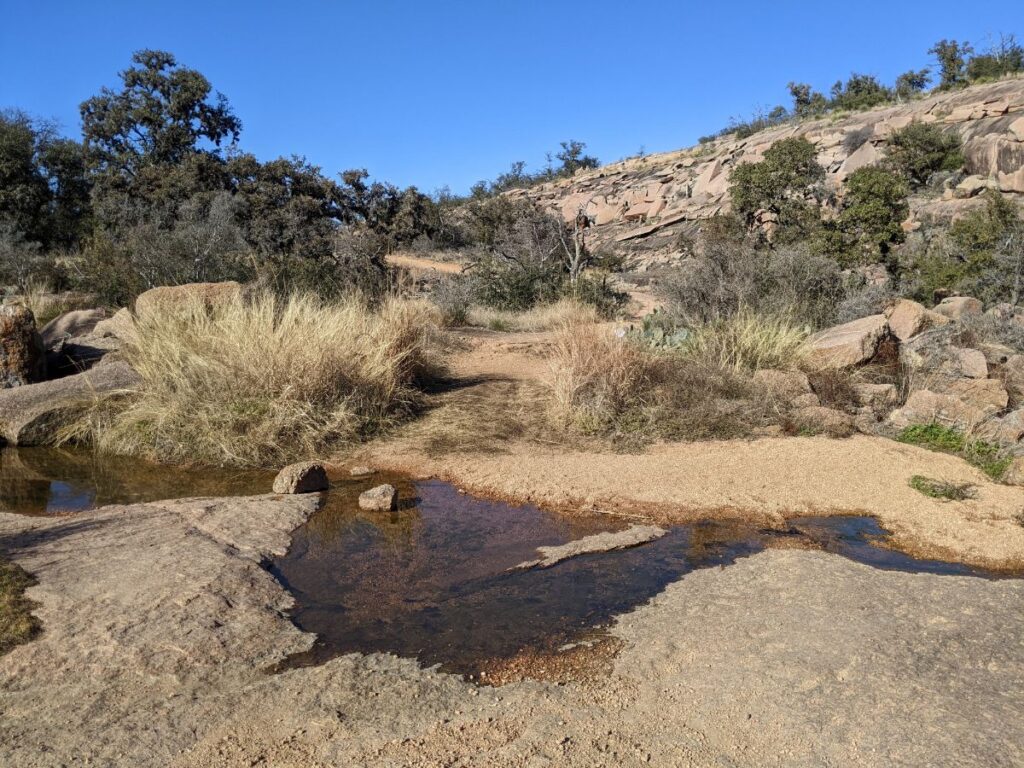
[506,79,1024,268]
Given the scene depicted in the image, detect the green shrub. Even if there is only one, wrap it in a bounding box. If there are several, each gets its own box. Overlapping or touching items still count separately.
[730,137,825,243]
[825,166,909,265]
[884,123,963,188]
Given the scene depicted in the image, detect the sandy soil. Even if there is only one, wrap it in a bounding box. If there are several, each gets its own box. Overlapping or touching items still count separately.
[1,495,1022,767]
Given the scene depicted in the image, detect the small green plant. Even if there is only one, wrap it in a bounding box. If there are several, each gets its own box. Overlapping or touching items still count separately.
[897,422,1011,480]
[629,308,691,350]
[897,422,966,452]
[909,475,976,501]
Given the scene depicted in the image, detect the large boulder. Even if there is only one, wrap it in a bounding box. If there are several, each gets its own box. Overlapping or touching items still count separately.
[933,296,983,321]
[134,281,242,318]
[884,299,950,341]
[40,308,107,349]
[0,304,45,388]
[0,361,140,445]
[808,314,889,369]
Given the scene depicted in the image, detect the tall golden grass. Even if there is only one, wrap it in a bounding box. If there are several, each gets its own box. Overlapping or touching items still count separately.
[468,299,600,332]
[66,291,445,467]
[545,309,813,444]
[680,308,810,372]
[547,321,657,433]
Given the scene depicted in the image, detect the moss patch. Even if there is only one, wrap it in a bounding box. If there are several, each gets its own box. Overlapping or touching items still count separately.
[0,559,40,655]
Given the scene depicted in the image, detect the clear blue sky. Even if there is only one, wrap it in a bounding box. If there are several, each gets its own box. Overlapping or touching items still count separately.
[1,1,1019,193]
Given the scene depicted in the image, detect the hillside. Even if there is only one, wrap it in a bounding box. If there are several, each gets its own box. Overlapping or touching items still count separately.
[506,79,1024,268]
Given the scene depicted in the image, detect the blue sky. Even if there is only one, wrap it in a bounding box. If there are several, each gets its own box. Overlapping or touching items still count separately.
[1,1,1020,193]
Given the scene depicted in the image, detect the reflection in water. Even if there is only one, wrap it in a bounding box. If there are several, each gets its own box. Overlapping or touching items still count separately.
[0,447,273,515]
[272,479,1009,679]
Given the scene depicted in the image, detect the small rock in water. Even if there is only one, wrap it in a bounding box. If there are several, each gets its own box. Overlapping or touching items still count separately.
[273,461,329,494]
[349,465,374,477]
[359,484,398,511]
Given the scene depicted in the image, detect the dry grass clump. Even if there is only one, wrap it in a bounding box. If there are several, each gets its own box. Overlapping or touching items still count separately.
[679,309,810,373]
[468,299,600,332]
[548,321,658,435]
[66,291,446,467]
[546,320,773,448]
[0,559,40,655]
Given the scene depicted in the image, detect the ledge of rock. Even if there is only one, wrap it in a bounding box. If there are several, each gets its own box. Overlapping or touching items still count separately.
[0,361,140,445]
[513,524,667,570]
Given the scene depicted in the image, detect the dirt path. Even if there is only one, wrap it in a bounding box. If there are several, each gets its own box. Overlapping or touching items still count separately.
[1,496,1022,767]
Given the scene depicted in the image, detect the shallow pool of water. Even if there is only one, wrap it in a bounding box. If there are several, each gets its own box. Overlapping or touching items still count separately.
[271,476,1003,679]
[0,447,272,515]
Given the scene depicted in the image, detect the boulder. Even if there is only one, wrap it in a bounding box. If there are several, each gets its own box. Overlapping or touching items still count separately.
[933,296,983,320]
[954,348,988,379]
[1003,354,1024,401]
[852,383,899,409]
[884,299,949,341]
[0,361,140,445]
[40,308,107,349]
[1001,455,1024,486]
[272,462,329,494]
[988,409,1024,444]
[92,307,136,342]
[0,305,45,388]
[358,484,399,511]
[134,282,242,317]
[888,389,989,431]
[808,314,889,369]
[935,378,1009,414]
[977,342,1015,366]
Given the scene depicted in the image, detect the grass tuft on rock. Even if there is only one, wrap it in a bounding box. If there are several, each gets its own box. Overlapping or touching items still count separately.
[0,559,40,655]
[64,291,447,468]
[897,423,1012,480]
[909,475,977,501]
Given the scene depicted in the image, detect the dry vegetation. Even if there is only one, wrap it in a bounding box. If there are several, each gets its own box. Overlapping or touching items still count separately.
[0,559,39,655]
[64,292,446,467]
[466,298,600,332]
[544,310,812,448]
